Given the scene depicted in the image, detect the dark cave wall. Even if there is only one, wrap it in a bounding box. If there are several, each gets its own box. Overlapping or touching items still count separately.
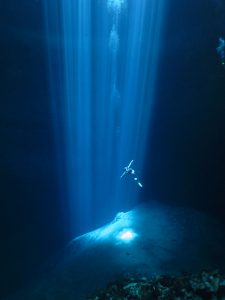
[0,1,69,298]
[1,0,225,298]
[143,0,225,218]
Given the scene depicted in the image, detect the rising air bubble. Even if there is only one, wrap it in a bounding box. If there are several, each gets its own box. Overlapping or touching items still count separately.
[107,0,126,14]
[109,24,119,54]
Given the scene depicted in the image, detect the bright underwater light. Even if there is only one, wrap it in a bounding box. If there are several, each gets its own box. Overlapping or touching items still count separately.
[43,0,167,235]
[117,229,137,242]
[79,211,138,244]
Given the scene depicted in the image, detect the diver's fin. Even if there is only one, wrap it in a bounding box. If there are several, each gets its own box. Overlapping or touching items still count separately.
[138,182,143,188]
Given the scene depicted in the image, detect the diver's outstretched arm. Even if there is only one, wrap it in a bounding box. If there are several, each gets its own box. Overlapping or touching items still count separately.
[127,160,134,168]
[120,171,127,178]
[120,160,134,178]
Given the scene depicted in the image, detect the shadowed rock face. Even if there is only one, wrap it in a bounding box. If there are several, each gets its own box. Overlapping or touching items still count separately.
[88,270,225,299]
[8,201,225,300]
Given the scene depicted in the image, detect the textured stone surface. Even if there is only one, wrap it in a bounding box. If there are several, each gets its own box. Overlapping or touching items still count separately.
[8,201,225,300]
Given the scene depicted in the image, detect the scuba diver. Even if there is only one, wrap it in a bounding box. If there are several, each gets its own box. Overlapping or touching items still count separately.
[217,37,225,68]
[120,160,143,188]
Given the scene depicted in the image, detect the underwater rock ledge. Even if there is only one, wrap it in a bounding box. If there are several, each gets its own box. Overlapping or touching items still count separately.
[7,201,225,300]
[88,269,225,300]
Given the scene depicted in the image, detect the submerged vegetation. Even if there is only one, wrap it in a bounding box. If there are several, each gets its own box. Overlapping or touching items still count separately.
[88,270,225,299]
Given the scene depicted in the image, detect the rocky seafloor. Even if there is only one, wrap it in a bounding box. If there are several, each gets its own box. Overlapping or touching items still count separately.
[88,270,225,300]
[6,202,225,300]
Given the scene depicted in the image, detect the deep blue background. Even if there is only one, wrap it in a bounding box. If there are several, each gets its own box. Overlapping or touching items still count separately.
[143,0,225,216]
[0,0,225,298]
[0,0,69,297]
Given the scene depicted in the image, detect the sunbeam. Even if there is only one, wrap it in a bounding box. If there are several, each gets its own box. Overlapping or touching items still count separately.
[43,0,166,236]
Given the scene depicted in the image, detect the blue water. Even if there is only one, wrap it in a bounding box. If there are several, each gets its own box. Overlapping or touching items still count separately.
[43,0,166,235]
[1,0,225,299]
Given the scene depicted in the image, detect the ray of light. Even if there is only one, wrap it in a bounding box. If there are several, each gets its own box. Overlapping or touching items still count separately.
[43,0,167,236]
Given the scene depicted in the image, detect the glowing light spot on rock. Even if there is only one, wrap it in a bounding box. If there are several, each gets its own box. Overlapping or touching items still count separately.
[117,229,137,242]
